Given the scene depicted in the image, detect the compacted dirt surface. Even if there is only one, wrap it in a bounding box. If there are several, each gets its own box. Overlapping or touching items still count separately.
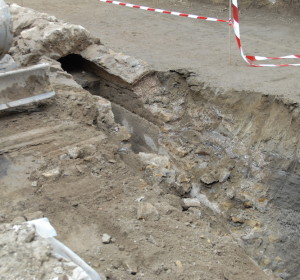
[8,0,300,100]
[1,1,300,280]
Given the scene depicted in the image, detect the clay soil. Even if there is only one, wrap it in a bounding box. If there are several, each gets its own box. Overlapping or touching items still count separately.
[1,1,300,280]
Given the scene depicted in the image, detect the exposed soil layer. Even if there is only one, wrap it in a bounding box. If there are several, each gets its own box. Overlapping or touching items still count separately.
[1,3,299,280]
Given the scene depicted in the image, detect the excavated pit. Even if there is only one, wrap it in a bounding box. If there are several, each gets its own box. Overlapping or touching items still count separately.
[1,4,299,279]
[58,53,300,280]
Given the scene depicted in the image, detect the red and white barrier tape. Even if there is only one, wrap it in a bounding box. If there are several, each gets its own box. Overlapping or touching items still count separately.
[99,0,229,23]
[231,0,300,67]
[99,0,300,67]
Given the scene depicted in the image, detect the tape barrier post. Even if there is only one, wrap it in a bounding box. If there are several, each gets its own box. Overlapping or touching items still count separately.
[231,0,300,67]
[229,0,232,65]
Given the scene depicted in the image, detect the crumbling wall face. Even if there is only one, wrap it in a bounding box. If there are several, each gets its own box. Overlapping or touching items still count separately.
[8,4,95,65]
[130,70,300,280]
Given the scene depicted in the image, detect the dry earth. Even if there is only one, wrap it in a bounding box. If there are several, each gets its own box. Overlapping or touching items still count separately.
[1,1,300,280]
[7,0,300,100]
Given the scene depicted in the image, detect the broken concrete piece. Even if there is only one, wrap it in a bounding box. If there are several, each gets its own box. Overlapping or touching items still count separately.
[10,4,94,65]
[81,44,151,85]
[102,233,112,244]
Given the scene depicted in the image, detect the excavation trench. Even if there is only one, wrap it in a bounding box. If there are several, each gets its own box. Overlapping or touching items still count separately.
[59,53,300,280]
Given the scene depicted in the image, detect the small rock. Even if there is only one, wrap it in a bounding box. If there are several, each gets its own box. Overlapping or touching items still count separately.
[31,181,39,187]
[218,169,230,183]
[231,216,244,224]
[124,261,138,275]
[135,196,145,202]
[175,260,183,270]
[200,171,219,185]
[117,126,131,141]
[173,146,190,158]
[137,202,160,221]
[182,198,201,209]
[118,245,125,251]
[243,201,253,208]
[177,173,190,184]
[226,188,235,199]
[67,147,81,159]
[112,260,122,270]
[102,233,112,244]
[42,167,61,179]
[118,147,128,154]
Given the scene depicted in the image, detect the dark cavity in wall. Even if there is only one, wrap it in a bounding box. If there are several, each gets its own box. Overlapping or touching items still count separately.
[58,54,101,95]
[58,54,160,126]
[58,54,160,154]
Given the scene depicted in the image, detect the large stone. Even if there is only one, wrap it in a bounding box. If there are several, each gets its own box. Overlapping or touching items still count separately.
[9,4,94,65]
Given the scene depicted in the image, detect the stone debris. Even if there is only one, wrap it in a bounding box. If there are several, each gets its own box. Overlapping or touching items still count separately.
[81,45,151,85]
[9,4,94,65]
[182,198,202,209]
[42,167,61,179]
[102,233,112,244]
[67,147,81,159]
[200,171,219,185]
[218,168,231,183]
[0,223,97,280]
[124,260,138,275]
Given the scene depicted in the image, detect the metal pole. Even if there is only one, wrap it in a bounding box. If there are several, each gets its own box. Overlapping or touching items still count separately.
[229,0,232,65]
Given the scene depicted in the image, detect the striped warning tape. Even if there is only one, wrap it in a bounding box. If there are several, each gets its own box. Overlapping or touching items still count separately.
[99,0,300,67]
[99,0,229,23]
[231,0,300,67]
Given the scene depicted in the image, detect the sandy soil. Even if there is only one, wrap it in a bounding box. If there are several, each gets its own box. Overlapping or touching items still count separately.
[7,0,300,101]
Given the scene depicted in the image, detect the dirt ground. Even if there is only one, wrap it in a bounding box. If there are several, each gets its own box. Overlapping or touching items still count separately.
[1,1,300,280]
[0,82,275,280]
[7,0,300,100]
